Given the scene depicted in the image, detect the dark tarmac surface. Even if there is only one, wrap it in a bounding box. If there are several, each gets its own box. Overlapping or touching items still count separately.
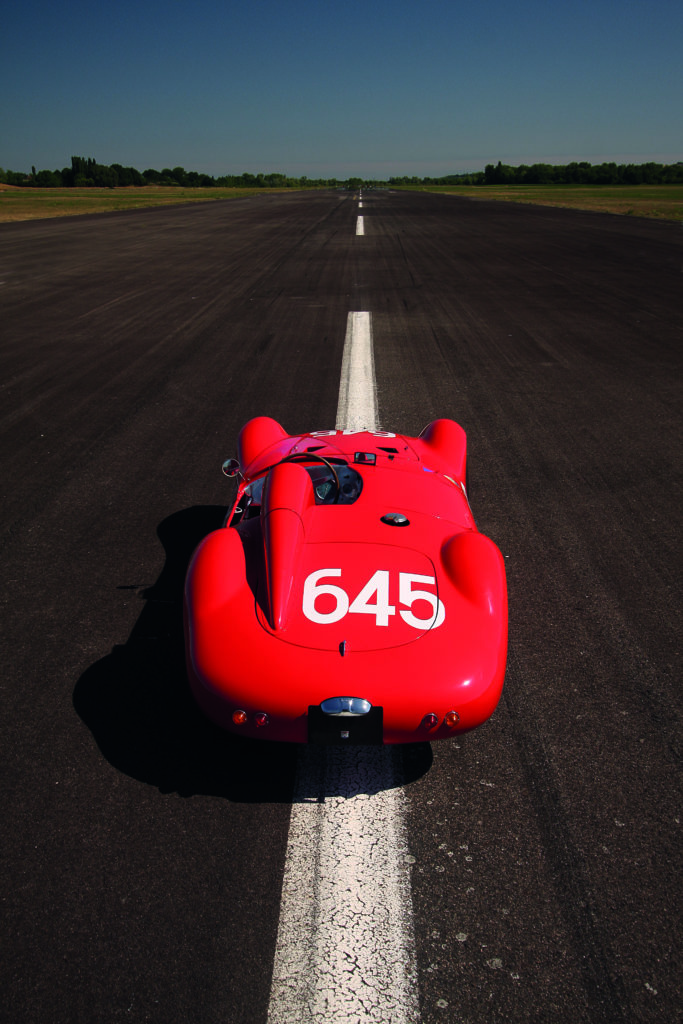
[1,190,681,1023]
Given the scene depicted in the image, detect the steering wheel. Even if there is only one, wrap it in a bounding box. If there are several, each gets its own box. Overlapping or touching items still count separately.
[275,452,342,504]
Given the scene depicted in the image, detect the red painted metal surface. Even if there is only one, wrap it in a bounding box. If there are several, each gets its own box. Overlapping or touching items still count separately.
[184,418,507,743]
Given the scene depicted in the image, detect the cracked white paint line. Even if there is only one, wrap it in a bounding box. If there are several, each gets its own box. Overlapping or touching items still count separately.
[267,311,418,1024]
[267,748,418,1023]
[335,311,378,432]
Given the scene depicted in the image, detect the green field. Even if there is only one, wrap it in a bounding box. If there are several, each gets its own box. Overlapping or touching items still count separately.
[2,183,682,223]
[396,184,683,221]
[0,185,303,223]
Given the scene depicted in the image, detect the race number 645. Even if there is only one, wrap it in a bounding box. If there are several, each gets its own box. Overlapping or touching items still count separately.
[302,569,445,629]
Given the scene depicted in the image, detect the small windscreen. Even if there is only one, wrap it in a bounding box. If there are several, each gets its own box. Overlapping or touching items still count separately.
[308,463,363,504]
[241,462,363,512]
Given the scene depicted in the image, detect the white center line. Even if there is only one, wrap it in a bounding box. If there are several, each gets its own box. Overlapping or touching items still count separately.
[266,311,418,1024]
[356,215,365,236]
[267,749,418,1024]
[336,311,378,432]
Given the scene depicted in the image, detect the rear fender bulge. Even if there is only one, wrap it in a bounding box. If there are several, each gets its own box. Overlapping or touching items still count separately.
[185,527,246,618]
[441,531,507,614]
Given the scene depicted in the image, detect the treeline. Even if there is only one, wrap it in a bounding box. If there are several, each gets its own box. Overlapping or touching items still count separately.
[481,160,683,185]
[389,161,683,186]
[2,155,682,189]
[0,156,352,189]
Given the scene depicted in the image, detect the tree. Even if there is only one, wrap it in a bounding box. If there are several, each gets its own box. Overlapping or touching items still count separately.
[484,162,516,184]
[35,169,62,187]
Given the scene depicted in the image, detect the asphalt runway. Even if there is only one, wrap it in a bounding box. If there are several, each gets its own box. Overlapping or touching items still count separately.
[1,190,681,1023]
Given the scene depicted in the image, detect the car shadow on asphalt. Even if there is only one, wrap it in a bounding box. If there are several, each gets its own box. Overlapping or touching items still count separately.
[73,506,432,802]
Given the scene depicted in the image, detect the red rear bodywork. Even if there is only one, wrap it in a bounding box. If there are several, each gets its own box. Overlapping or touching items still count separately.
[184,418,507,743]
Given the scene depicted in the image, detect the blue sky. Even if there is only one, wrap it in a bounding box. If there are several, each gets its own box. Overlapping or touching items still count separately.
[2,0,681,178]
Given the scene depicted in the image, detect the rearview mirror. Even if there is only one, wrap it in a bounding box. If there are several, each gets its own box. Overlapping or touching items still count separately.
[222,458,241,478]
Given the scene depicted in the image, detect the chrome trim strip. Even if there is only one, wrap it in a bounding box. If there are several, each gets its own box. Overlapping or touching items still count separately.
[320,696,372,716]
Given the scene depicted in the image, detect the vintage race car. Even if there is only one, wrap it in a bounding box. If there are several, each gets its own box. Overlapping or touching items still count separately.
[184,417,507,744]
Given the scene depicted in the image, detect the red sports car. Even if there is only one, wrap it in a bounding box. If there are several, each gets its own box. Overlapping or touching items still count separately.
[184,417,507,744]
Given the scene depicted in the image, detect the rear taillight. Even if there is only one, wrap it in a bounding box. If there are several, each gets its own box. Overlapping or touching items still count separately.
[421,713,439,730]
[254,712,270,728]
[232,710,248,725]
[444,711,460,728]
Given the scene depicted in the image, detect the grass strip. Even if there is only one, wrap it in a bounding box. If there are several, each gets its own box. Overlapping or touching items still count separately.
[0,185,309,223]
[396,184,683,222]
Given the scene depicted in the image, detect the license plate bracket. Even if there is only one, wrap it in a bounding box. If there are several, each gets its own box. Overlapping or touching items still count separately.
[307,705,384,745]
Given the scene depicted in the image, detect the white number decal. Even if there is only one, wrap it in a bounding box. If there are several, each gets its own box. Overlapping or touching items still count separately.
[302,569,349,624]
[399,573,446,629]
[302,570,445,630]
[310,430,396,438]
[349,570,395,626]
